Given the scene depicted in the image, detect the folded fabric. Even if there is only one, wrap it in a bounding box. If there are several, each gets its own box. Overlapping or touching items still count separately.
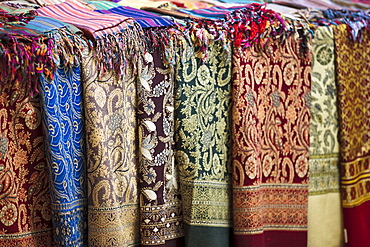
[88,0,120,10]
[178,8,231,19]
[96,6,175,28]
[28,15,82,34]
[37,0,132,38]
[115,0,170,9]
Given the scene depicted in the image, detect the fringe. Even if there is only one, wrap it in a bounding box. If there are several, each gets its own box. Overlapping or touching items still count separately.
[143,26,191,67]
[47,27,88,68]
[94,22,146,79]
[224,3,314,56]
[0,34,55,97]
[321,8,370,42]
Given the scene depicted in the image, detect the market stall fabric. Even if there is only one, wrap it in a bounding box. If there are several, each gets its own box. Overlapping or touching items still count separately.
[0,1,370,246]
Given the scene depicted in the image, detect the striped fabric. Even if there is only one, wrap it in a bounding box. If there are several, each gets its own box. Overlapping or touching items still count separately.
[34,0,66,6]
[96,6,174,28]
[37,0,132,38]
[115,0,170,9]
[27,16,82,34]
[178,4,252,19]
[88,0,120,10]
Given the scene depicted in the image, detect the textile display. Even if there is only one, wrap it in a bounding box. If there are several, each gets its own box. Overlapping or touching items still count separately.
[334,23,370,247]
[308,26,343,247]
[175,39,233,247]
[232,34,311,247]
[2,1,370,247]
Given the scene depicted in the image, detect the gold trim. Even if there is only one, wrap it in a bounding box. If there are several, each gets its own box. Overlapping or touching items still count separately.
[0,229,52,240]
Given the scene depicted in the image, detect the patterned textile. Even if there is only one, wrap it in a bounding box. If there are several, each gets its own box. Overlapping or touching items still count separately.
[308,26,343,247]
[33,0,66,6]
[174,40,233,247]
[334,24,370,247]
[96,6,175,28]
[0,81,53,246]
[232,35,311,246]
[39,61,88,246]
[0,1,40,9]
[137,49,184,246]
[81,45,140,247]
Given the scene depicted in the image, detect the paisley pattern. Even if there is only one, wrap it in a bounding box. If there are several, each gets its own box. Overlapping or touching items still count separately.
[39,60,88,246]
[334,24,370,247]
[232,35,311,246]
[137,49,184,246]
[0,81,53,246]
[81,47,140,246]
[175,40,233,247]
[308,26,343,247]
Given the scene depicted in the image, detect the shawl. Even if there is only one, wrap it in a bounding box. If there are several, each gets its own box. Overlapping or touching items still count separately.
[334,24,370,247]
[23,14,89,246]
[39,60,88,247]
[0,65,53,247]
[231,9,312,244]
[174,38,233,247]
[307,25,343,247]
[136,48,184,247]
[81,42,140,247]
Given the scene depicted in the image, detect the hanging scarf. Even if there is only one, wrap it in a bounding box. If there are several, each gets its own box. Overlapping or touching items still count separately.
[307,25,343,247]
[230,4,313,246]
[29,15,90,246]
[334,23,370,247]
[0,9,54,247]
[174,37,233,247]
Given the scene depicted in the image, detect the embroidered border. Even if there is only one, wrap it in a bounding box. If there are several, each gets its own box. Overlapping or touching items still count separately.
[233,184,308,234]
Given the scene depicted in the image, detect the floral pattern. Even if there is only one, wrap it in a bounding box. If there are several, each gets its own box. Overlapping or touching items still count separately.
[0,81,53,246]
[39,58,87,246]
[137,49,184,246]
[334,24,370,247]
[232,35,311,246]
[175,40,232,247]
[82,46,139,247]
